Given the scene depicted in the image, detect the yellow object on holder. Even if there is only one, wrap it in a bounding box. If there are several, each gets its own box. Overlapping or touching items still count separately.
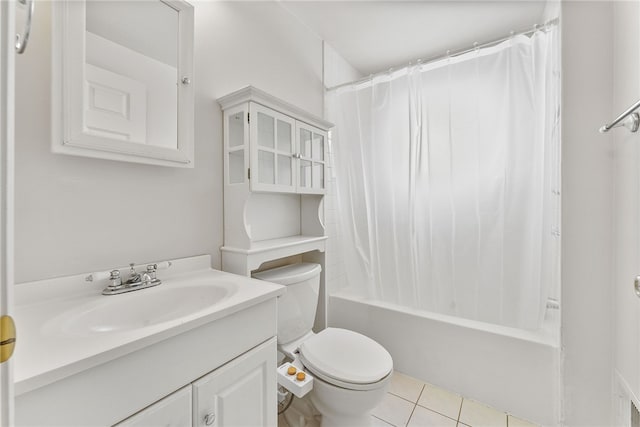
[287,366,297,375]
[296,372,306,381]
[0,315,16,363]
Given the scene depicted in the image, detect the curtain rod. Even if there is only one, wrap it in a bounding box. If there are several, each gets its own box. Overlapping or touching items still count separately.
[325,17,559,93]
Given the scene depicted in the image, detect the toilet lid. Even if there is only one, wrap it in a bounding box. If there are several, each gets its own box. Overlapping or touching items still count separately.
[299,328,393,387]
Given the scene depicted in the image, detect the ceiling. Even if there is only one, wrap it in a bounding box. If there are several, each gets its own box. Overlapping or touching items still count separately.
[279,1,548,76]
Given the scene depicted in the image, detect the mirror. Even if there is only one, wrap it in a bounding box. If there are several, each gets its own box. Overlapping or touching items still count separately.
[52,0,194,167]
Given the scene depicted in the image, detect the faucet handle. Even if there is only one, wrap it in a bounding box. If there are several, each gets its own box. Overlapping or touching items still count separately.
[85,270,115,282]
[156,261,172,270]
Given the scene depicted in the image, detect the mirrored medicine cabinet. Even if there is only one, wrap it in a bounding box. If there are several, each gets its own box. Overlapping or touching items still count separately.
[51,0,194,167]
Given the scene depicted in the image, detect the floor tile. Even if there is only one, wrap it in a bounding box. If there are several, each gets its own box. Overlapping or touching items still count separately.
[459,399,507,427]
[507,415,539,427]
[407,405,457,427]
[417,384,462,420]
[389,370,426,403]
[372,415,395,426]
[371,393,415,427]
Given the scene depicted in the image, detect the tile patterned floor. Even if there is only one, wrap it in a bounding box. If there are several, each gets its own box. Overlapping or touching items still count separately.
[279,371,539,427]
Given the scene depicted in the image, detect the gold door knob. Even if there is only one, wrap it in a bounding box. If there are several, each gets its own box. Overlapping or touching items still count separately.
[0,315,16,363]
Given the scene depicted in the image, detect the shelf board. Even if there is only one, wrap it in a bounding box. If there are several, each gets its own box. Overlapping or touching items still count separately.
[221,235,327,255]
[221,235,327,274]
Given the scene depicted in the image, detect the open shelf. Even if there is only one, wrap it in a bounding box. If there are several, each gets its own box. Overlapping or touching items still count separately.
[221,235,327,275]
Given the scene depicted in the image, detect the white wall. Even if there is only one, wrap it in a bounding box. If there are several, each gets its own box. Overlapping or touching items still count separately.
[323,42,362,90]
[14,1,323,283]
[612,0,640,424]
[561,2,614,425]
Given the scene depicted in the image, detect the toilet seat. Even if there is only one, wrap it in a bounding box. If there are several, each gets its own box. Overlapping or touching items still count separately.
[298,328,393,391]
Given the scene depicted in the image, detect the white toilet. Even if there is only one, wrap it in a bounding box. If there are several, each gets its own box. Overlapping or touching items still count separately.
[253,263,393,427]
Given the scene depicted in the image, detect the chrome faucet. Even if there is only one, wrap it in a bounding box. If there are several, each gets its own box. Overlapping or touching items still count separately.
[86,261,171,295]
[125,263,141,286]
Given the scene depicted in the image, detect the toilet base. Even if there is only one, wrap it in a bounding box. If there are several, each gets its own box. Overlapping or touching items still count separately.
[283,394,320,427]
[309,372,390,427]
[282,395,374,427]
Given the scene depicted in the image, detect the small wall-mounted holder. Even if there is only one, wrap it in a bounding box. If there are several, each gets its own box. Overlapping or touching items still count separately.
[600,100,640,134]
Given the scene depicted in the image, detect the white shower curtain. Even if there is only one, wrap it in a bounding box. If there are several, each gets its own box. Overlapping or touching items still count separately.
[326,28,560,330]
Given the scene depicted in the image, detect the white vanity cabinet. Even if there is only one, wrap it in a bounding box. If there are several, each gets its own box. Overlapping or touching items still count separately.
[221,87,330,195]
[13,256,283,427]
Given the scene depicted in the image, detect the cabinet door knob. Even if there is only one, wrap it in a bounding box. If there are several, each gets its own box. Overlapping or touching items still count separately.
[204,412,216,426]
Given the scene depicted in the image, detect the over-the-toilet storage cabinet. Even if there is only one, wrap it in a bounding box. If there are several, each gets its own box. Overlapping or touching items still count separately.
[218,86,332,328]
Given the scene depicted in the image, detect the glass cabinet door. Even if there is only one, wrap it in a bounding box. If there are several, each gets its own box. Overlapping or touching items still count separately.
[296,123,326,194]
[250,103,296,192]
[225,105,248,186]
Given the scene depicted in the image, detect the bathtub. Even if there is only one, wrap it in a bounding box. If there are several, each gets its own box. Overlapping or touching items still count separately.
[327,291,561,426]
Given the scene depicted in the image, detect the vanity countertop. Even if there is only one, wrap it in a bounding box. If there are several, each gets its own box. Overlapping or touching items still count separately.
[12,255,285,395]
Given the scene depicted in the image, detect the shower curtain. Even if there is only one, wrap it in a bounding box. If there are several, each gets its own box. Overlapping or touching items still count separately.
[326,28,559,330]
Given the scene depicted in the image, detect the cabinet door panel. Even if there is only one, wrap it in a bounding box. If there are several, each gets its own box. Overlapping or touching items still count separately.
[296,122,327,194]
[312,132,324,161]
[299,159,312,190]
[277,120,293,153]
[114,386,192,427]
[250,104,296,193]
[277,154,293,186]
[258,151,275,184]
[257,112,275,148]
[224,105,249,186]
[299,128,312,158]
[193,338,277,427]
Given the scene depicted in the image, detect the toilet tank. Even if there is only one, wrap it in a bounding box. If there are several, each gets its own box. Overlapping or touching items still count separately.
[252,263,321,345]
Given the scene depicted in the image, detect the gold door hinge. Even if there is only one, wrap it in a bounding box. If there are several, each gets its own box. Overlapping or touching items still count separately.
[0,315,16,363]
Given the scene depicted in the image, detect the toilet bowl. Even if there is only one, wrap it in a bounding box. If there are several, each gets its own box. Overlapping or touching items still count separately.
[253,263,393,427]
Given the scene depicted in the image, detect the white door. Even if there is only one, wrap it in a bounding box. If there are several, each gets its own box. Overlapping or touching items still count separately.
[0,0,17,425]
[192,338,277,427]
[613,2,640,424]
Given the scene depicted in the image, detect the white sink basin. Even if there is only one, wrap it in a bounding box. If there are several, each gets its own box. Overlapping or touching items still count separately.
[46,282,236,335]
